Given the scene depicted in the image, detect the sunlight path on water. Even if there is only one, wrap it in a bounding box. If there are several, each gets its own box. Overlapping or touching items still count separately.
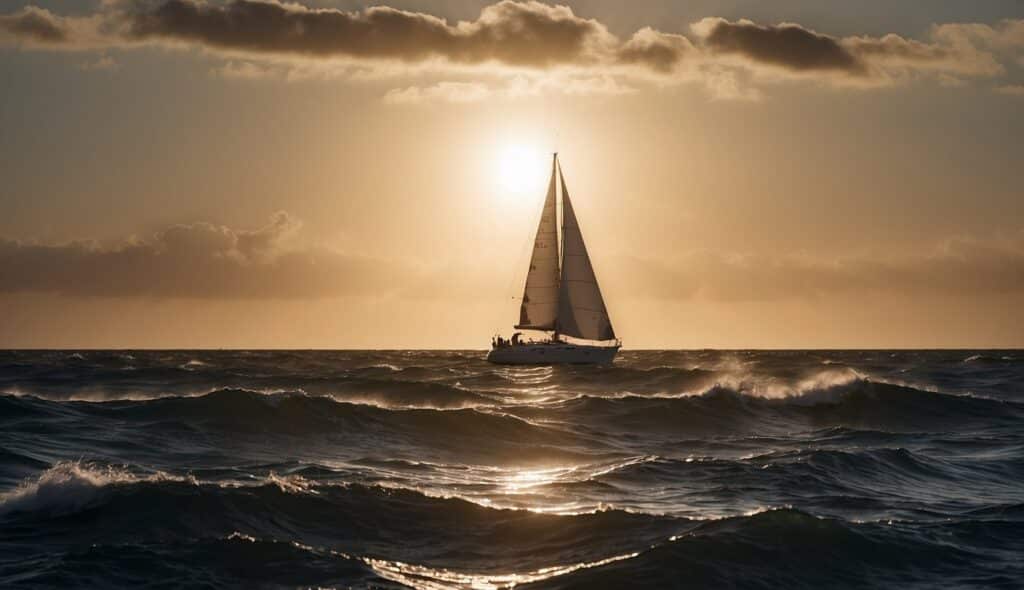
[365,550,641,590]
[333,455,661,514]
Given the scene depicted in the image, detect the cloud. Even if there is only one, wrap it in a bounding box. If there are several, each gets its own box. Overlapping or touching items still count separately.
[560,74,636,95]
[845,32,1003,80]
[119,0,617,69]
[383,73,634,104]
[0,1,686,78]
[690,17,1014,87]
[0,212,409,299]
[211,60,278,80]
[615,27,692,73]
[995,84,1024,96]
[79,54,119,71]
[384,81,492,104]
[619,230,1024,302]
[701,68,763,101]
[0,6,67,43]
[2,2,1022,98]
[4,213,1021,304]
[932,19,1024,53]
[0,5,114,50]
[693,18,864,75]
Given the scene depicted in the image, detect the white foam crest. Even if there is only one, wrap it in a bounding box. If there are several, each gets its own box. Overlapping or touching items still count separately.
[266,472,319,495]
[226,531,259,543]
[703,367,865,400]
[334,394,494,411]
[0,461,145,516]
[0,461,335,517]
[54,386,301,403]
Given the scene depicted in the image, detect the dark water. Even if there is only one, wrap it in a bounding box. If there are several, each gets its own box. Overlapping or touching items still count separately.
[1,350,1023,589]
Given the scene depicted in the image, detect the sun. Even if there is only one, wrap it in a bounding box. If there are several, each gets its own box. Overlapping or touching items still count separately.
[494,143,548,197]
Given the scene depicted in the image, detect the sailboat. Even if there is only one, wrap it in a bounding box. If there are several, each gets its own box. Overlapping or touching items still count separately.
[487,154,620,365]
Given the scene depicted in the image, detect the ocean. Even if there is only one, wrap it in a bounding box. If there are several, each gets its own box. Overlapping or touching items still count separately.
[1,350,1022,589]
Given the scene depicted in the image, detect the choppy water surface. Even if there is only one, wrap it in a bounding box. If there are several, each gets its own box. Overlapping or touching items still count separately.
[2,350,1022,589]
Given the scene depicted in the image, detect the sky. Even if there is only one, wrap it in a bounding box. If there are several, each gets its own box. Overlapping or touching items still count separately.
[1,0,1023,349]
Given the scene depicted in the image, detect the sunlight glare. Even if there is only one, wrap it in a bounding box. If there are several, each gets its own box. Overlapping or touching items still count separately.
[494,143,548,198]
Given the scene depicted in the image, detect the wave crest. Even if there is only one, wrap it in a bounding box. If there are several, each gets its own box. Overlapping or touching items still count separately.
[0,461,147,517]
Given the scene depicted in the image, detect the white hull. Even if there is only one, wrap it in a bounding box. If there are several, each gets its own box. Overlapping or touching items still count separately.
[486,343,619,365]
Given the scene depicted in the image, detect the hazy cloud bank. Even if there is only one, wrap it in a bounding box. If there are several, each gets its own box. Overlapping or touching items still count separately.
[2,2,1022,99]
[620,231,1024,302]
[0,212,407,299]
[1,213,1021,302]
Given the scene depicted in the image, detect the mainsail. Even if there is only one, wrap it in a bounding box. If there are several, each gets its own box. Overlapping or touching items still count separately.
[515,155,561,331]
[555,163,616,342]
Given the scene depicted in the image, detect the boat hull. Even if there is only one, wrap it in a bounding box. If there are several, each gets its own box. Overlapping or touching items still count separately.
[486,343,619,365]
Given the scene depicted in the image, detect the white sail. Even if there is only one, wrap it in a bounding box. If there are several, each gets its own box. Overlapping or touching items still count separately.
[515,155,560,331]
[555,163,616,342]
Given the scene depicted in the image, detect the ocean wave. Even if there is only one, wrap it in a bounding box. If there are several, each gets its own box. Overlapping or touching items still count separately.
[0,463,681,575]
[344,508,1024,589]
[4,380,1020,465]
[525,379,1023,436]
[4,460,1023,588]
[0,461,180,517]
[3,534,391,589]
[0,368,499,408]
[524,508,1018,590]
[558,446,1024,519]
[1,392,609,470]
[553,365,720,396]
[2,350,1022,588]
[323,378,499,409]
[963,354,1019,364]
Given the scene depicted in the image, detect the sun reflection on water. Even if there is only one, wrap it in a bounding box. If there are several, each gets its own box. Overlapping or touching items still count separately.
[366,550,641,590]
[501,465,572,493]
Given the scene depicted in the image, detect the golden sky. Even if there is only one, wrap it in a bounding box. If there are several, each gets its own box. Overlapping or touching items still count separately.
[1,1,1023,348]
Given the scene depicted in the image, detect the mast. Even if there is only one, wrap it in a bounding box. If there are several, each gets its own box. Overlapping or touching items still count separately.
[556,153,563,340]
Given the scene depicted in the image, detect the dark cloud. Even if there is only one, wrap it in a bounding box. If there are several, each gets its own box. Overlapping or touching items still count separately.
[122,0,612,68]
[0,6,69,43]
[1,3,1018,95]
[0,213,407,299]
[695,18,865,75]
[692,17,1010,82]
[615,27,691,73]
[0,1,688,74]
